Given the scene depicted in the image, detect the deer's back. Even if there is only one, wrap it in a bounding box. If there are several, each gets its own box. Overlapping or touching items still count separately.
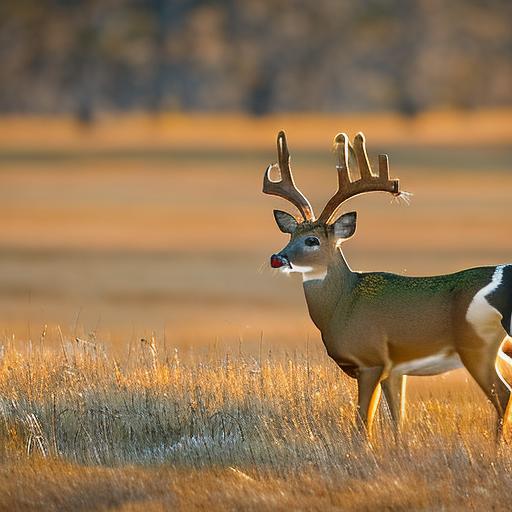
[328,266,503,364]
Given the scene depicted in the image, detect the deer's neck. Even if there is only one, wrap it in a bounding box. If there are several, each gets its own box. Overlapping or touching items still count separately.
[302,248,357,333]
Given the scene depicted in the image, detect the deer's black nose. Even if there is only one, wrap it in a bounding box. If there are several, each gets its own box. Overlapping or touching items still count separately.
[270,254,289,268]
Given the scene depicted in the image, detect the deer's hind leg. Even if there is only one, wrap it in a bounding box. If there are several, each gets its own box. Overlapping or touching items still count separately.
[381,372,407,432]
[457,332,511,441]
[463,274,512,439]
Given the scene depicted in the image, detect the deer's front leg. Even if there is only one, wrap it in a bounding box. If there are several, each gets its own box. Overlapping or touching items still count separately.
[356,366,385,436]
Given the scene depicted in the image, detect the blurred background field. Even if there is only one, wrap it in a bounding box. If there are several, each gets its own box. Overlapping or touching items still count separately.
[0,111,511,351]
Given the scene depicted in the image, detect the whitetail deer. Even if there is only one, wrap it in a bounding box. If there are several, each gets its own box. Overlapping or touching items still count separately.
[263,131,512,438]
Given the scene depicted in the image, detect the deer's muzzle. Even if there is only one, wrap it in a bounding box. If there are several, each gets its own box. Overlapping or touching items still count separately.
[270,254,289,268]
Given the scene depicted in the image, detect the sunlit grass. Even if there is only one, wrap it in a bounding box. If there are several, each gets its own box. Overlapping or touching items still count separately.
[0,336,511,509]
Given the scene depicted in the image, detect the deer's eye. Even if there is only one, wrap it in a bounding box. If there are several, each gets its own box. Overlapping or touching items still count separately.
[305,236,320,247]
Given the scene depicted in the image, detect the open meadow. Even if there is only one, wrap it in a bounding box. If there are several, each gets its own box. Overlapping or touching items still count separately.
[0,112,511,509]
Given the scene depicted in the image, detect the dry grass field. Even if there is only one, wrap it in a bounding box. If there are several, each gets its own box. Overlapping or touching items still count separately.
[0,341,511,511]
[0,111,511,509]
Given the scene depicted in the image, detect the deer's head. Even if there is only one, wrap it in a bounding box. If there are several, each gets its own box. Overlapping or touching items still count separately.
[264,131,400,279]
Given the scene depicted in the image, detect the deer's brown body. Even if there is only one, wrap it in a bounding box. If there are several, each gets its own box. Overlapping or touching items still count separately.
[263,131,512,437]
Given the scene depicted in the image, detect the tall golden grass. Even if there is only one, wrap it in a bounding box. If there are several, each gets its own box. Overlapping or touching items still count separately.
[0,336,511,510]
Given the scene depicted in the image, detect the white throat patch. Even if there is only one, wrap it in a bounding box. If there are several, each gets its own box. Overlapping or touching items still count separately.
[282,264,327,282]
[282,264,312,274]
[302,269,327,282]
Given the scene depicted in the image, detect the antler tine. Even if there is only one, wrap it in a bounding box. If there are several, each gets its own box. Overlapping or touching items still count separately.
[353,132,373,180]
[334,132,351,187]
[378,153,391,181]
[354,133,393,186]
[318,132,400,224]
[277,129,290,175]
[316,133,351,223]
[263,131,315,221]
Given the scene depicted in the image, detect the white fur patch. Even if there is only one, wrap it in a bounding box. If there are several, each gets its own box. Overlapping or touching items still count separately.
[466,265,506,344]
[281,264,327,282]
[393,351,463,376]
[282,264,313,274]
[302,270,327,282]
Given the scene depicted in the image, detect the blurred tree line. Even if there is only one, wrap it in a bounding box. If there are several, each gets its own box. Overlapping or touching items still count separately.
[0,0,510,118]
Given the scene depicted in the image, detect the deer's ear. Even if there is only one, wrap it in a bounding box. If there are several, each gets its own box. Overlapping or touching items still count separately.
[332,211,357,240]
[273,210,298,234]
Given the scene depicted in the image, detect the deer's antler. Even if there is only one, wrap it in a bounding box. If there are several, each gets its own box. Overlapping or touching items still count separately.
[317,132,400,224]
[263,131,315,221]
